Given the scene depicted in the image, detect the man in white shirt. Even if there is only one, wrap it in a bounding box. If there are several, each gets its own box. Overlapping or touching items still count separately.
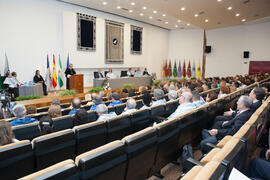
[127,68,133,77]
[121,98,137,115]
[96,104,117,121]
[4,72,19,98]
[106,68,116,78]
[134,68,142,77]
[167,92,197,120]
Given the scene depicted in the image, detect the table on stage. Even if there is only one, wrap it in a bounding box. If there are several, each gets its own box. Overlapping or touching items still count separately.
[93,76,152,89]
[19,83,44,97]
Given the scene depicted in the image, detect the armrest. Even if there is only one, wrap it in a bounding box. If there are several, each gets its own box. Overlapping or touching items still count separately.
[182,157,204,172]
[204,142,218,152]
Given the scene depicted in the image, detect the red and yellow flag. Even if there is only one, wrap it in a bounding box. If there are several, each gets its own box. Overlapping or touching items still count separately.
[52,54,57,88]
[187,60,191,78]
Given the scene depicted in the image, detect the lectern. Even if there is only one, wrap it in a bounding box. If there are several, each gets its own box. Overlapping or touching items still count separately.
[69,74,84,93]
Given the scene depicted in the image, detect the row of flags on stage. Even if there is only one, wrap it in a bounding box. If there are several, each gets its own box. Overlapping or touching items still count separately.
[162,60,201,79]
[0,52,10,90]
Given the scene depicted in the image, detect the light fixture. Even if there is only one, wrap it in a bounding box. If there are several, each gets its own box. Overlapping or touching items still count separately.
[177,19,181,22]
[149,16,153,19]
[102,2,107,5]
[165,21,168,24]
[227,6,232,10]
[142,6,147,10]
[181,7,185,11]
[187,23,190,26]
[194,14,198,17]
[131,2,135,6]
[162,14,166,17]
[242,19,246,22]
[235,13,240,16]
[140,13,144,16]
[175,25,178,28]
[129,9,133,13]
[153,10,157,14]
[205,19,209,22]
[217,0,222,2]
[117,6,121,9]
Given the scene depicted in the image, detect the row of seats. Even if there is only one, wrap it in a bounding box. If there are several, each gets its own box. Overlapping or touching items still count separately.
[182,94,270,179]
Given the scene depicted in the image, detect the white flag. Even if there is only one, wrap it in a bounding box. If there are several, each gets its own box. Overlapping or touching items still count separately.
[4,52,10,75]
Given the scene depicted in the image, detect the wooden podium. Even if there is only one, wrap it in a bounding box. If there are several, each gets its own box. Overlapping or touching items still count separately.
[69,74,84,93]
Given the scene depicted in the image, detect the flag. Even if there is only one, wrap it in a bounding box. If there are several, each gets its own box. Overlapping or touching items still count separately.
[177,60,182,78]
[162,60,166,77]
[0,76,2,90]
[52,54,57,88]
[173,60,177,77]
[192,61,196,78]
[66,53,70,69]
[58,55,64,88]
[196,60,201,79]
[168,60,172,77]
[4,52,10,76]
[187,60,191,78]
[182,60,186,77]
[45,54,52,89]
[165,60,168,77]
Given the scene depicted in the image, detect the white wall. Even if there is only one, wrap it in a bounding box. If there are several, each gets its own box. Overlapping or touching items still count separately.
[168,21,270,77]
[0,0,169,87]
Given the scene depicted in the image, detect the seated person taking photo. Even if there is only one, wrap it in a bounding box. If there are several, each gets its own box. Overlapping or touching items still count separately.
[10,104,38,127]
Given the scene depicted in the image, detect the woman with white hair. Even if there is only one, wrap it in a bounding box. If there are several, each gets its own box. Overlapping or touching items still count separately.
[10,104,38,126]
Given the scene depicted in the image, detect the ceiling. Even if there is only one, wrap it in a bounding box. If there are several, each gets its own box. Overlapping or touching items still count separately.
[60,0,270,30]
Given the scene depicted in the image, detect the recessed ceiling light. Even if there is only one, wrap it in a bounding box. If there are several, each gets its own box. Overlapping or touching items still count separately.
[177,19,181,22]
[175,25,178,28]
[129,10,133,13]
[149,16,153,19]
[162,14,166,17]
[205,19,209,22]
[102,2,107,5]
[235,13,240,16]
[117,6,121,9]
[131,2,135,6]
[242,19,246,22]
[227,6,232,10]
[153,10,157,14]
[217,0,222,2]
[187,23,190,26]
[142,6,147,10]
[165,21,168,24]
[194,14,198,17]
[140,13,144,16]
[181,7,185,11]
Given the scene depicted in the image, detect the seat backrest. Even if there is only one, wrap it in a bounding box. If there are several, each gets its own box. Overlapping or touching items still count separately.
[73,120,107,156]
[150,104,165,118]
[193,161,223,180]
[12,122,40,140]
[53,115,73,132]
[0,140,34,179]
[164,100,179,117]
[37,106,50,113]
[130,108,151,133]
[114,104,126,115]
[32,129,76,171]
[182,165,203,180]
[107,106,116,113]
[19,159,78,180]
[106,114,131,143]
[62,108,72,116]
[136,100,143,109]
[87,110,98,122]
[122,127,157,180]
[76,140,127,180]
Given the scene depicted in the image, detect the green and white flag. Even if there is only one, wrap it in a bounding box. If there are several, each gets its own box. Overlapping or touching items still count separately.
[58,55,64,88]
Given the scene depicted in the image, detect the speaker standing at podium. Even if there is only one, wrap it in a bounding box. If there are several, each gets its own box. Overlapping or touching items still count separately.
[65,64,76,90]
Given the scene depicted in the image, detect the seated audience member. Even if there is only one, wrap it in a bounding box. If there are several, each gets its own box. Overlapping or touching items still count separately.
[121,98,137,115]
[106,68,116,78]
[73,109,89,126]
[211,83,218,89]
[33,70,48,95]
[48,105,62,118]
[11,104,38,127]
[69,97,82,116]
[195,86,204,93]
[249,87,265,113]
[168,92,196,120]
[52,99,60,106]
[218,85,230,98]
[168,90,178,101]
[108,92,122,106]
[0,110,5,120]
[143,68,150,76]
[26,105,37,115]
[141,93,153,109]
[128,88,135,97]
[0,121,18,146]
[260,84,270,99]
[4,72,19,98]
[139,86,148,95]
[169,84,176,91]
[134,68,142,77]
[202,83,209,91]
[90,95,103,111]
[39,116,54,135]
[200,96,252,153]
[206,92,218,103]
[127,68,133,77]
[192,91,206,108]
[152,89,166,106]
[96,104,117,121]
[245,150,270,180]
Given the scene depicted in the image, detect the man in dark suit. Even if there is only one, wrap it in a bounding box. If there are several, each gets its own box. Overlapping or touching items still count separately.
[94,69,104,79]
[200,95,253,153]
[65,64,76,90]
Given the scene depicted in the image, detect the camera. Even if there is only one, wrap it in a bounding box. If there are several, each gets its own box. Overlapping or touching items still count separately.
[0,90,12,118]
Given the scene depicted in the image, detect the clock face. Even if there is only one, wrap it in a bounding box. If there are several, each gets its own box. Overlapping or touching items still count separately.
[112,38,118,45]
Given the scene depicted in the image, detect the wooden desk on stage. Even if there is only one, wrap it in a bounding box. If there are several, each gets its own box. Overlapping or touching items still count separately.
[93,76,152,89]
